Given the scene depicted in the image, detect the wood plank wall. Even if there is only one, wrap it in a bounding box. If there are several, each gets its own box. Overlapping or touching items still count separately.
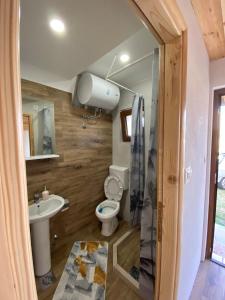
[22,79,112,248]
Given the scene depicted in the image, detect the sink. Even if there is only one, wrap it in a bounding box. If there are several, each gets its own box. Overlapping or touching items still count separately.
[29,194,65,277]
[29,194,64,224]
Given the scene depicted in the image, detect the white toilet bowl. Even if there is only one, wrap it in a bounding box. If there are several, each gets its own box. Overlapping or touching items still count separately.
[96,200,120,236]
[95,175,123,236]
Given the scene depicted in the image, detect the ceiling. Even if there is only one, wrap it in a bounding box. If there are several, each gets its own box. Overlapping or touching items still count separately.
[86,28,158,87]
[191,0,225,60]
[20,0,143,80]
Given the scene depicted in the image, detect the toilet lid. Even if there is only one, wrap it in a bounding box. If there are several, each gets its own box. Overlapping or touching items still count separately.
[104,175,123,202]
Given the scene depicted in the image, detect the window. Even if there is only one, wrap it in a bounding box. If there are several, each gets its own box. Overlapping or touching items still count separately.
[120,108,132,142]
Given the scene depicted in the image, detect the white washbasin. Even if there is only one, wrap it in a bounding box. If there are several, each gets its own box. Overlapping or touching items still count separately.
[29,194,64,224]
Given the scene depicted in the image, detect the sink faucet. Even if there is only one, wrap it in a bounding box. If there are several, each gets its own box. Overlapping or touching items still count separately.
[34,193,41,205]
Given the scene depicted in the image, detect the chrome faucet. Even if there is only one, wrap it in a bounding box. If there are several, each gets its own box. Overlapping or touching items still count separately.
[34,193,41,204]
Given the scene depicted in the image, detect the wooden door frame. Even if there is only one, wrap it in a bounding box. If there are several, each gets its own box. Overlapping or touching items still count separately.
[130,1,187,299]
[206,88,225,259]
[0,1,38,299]
[0,0,187,299]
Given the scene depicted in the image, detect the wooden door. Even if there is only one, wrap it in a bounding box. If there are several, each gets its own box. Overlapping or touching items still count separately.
[0,0,38,299]
[206,88,225,258]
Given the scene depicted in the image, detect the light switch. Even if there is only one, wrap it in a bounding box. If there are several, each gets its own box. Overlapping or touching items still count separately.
[184,166,192,184]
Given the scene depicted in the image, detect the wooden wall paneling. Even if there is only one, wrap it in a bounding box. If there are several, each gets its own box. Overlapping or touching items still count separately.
[191,0,225,60]
[0,1,37,300]
[22,79,112,248]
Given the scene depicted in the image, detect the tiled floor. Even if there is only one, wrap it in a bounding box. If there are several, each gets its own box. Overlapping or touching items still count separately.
[37,220,141,300]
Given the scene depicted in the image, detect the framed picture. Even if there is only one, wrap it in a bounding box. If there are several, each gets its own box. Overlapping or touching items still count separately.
[120,108,132,142]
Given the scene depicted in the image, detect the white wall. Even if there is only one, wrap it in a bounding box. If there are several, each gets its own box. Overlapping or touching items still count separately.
[176,1,210,299]
[210,58,225,89]
[21,62,77,93]
[113,78,152,221]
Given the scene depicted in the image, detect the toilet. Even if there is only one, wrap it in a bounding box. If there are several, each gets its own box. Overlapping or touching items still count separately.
[95,165,128,236]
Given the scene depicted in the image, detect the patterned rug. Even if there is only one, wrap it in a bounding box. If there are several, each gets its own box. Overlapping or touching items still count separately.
[53,241,108,300]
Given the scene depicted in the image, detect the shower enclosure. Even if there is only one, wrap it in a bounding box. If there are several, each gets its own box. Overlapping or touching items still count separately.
[113,49,159,300]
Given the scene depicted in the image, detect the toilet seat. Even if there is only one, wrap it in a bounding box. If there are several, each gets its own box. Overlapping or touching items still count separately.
[96,175,123,219]
[95,175,123,235]
[104,175,123,202]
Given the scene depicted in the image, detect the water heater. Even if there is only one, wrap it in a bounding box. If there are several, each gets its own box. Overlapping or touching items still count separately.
[77,73,120,111]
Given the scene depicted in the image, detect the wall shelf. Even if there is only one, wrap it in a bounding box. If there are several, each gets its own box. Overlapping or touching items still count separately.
[25,154,60,161]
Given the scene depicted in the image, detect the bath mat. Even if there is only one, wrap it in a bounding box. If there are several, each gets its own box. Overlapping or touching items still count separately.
[53,241,108,300]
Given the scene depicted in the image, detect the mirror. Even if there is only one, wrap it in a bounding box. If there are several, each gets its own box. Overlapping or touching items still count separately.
[22,97,56,158]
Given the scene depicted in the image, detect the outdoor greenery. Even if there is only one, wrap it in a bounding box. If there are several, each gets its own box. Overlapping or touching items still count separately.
[216,189,225,226]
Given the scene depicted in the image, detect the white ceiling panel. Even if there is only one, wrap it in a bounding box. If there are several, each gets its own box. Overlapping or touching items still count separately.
[20,0,142,79]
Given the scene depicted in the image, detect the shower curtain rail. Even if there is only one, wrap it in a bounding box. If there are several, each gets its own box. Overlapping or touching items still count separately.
[106,78,137,95]
[106,51,154,79]
[105,51,154,95]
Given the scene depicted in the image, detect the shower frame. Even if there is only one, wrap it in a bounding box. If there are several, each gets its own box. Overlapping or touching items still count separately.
[0,1,187,300]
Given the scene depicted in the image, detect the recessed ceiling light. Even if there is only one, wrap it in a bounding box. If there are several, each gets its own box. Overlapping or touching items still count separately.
[49,18,65,34]
[120,54,130,63]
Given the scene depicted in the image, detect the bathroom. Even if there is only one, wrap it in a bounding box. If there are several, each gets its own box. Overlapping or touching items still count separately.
[20,1,159,299]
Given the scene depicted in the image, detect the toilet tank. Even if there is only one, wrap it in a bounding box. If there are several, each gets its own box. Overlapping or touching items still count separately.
[109,165,129,190]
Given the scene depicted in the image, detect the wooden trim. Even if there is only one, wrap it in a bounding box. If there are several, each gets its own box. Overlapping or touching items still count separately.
[120,108,132,142]
[23,113,35,156]
[206,88,225,258]
[222,0,225,48]
[128,0,163,44]
[131,2,187,300]
[0,0,38,299]
[154,43,165,300]
[134,0,186,43]
[1,0,187,299]
[174,29,188,299]
[113,229,140,294]
[159,35,185,300]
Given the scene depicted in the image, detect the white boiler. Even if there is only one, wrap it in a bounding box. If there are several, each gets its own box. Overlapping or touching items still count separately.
[77,73,120,111]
